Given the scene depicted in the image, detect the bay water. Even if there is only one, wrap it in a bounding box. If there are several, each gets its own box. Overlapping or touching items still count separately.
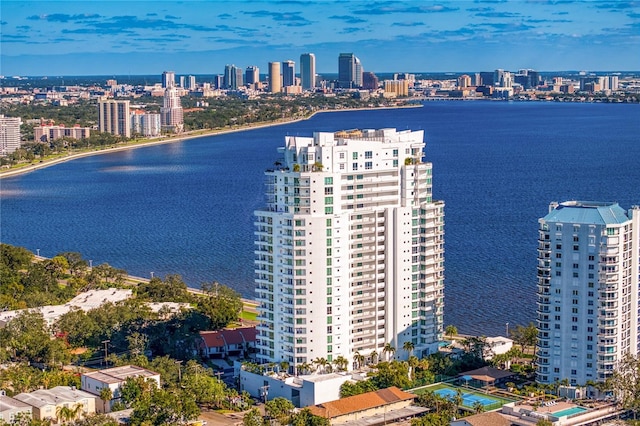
[2,101,639,335]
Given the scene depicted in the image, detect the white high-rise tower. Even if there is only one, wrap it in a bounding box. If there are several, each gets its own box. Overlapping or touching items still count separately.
[536,201,640,385]
[254,128,445,370]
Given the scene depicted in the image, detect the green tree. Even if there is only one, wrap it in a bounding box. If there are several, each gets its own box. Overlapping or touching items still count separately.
[402,341,415,358]
[291,408,330,426]
[243,407,264,426]
[197,282,243,329]
[99,387,113,413]
[382,343,396,362]
[265,397,295,425]
[369,361,411,390]
[510,323,538,354]
[536,419,553,426]
[608,352,640,419]
[472,400,485,414]
[445,325,458,339]
[56,403,83,424]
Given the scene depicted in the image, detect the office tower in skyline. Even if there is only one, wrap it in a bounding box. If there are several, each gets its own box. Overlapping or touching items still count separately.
[224,64,241,89]
[282,60,296,87]
[179,76,185,88]
[214,75,224,90]
[362,72,379,90]
[246,66,260,86]
[0,114,22,156]
[162,71,175,89]
[160,87,184,133]
[98,99,131,138]
[300,53,316,90]
[338,53,364,89]
[535,201,640,385]
[268,62,282,93]
[254,128,445,369]
[234,67,244,89]
[187,75,196,90]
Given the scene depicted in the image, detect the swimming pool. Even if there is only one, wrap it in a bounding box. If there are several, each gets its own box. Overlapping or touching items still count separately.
[553,406,588,417]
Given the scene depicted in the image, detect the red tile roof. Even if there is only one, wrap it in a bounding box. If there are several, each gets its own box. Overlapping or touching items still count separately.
[307,386,415,419]
[200,327,257,349]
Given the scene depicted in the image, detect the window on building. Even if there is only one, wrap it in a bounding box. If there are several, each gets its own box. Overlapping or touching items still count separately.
[365,151,372,159]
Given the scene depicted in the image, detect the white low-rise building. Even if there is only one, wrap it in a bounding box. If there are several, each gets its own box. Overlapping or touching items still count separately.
[0,393,32,424]
[13,386,96,422]
[81,365,161,413]
[239,367,357,408]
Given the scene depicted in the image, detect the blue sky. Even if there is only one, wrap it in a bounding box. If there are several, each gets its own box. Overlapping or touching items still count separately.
[2,0,639,76]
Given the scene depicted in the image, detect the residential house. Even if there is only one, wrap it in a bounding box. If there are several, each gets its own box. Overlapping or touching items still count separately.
[13,386,96,422]
[81,365,160,413]
[200,327,257,358]
[0,393,32,424]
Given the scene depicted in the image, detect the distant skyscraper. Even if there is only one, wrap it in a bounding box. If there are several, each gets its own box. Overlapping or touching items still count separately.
[0,114,22,156]
[214,75,224,90]
[245,66,260,85]
[609,75,619,90]
[300,53,316,90]
[162,71,175,89]
[362,72,378,90]
[254,128,445,368]
[282,60,296,87]
[268,62,281,93]
[457,75,471,88]
[535,201,640,385]
[479,71,494,86]
[187,75,197,90]
[224,65,234,89]
[338,53,363,88]
[234,67,244,89]
[98,99,131,138]
[160,87,183,133]
[179,76,185,88]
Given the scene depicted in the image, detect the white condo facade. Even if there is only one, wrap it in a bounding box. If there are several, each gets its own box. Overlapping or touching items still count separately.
[536,201,640,385]
[254,128,445,371]
[0,115,22,156]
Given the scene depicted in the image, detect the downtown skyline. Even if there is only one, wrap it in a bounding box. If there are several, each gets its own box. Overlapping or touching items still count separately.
[1,0,639,76]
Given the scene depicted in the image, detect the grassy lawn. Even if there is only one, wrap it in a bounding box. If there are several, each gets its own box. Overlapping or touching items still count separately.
[240,310,258,321]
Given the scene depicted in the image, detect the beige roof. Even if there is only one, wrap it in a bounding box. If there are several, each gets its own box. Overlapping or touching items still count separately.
[14,386,96,409]
[454,412,511,426]
[82,365,159,384]
[0,395,31,412]
[307,386,414,419]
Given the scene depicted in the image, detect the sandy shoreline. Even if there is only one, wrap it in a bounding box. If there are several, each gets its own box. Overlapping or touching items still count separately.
[0,104,421,179]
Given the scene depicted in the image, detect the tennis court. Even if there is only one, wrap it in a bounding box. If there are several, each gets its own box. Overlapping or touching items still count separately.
[413,382,517,411]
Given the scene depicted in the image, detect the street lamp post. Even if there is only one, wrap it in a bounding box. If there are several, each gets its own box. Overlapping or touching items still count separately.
[260,385,269,404]
[102,340,110,366]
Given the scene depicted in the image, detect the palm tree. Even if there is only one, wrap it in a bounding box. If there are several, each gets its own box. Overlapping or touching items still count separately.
[99,387,113,413]
[56,403,83,424]
[382,343,396,362]
[472,400,485,414]
[402,341,415,358]
[313,357,328,374]
[453,389,463,408]
[407,355,419,381]
[445,325,458,340]
[370,350,378,365]
[333,355,348,372]
[353,351,365,369]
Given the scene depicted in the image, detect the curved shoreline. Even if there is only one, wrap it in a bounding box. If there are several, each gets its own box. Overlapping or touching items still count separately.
[0,104,421,179]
